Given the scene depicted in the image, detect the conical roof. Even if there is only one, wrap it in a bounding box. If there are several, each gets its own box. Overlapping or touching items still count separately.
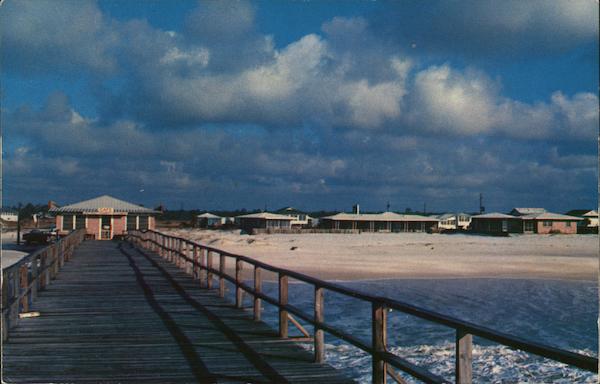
[49,195,157,214]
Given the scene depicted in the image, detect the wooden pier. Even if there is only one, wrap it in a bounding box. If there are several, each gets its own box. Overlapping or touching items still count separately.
[2,239,352,383]
[2,229,598,383]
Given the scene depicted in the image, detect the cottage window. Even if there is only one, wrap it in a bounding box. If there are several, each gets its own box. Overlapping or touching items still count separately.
[566,221,571,227]
[543,221,552,227]
[524,221,534,232]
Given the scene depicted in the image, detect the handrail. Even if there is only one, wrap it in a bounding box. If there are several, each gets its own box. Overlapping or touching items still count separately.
[127,229,598,384]
[2,229,86,341]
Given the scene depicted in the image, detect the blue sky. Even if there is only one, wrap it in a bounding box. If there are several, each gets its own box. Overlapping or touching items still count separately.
[2,0,598,213]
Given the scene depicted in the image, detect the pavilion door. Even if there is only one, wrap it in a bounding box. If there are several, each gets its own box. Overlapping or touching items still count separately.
[100,215,112,240]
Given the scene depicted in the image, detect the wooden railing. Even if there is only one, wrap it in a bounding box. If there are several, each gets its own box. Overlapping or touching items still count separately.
[2,229,86,341]
[128,230,598,384]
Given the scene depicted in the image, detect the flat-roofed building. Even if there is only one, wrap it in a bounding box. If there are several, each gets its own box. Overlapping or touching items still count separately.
[320,211,439,232]
[50,195,159,240]
[236,212,294,234]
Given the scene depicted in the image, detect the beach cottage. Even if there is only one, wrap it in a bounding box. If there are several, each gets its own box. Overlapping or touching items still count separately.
[50,195,159,240]
[565,209,599,232]
[520,212,582,234]
[236,212,294,234]
[435,213,471,230]
[320,211,439,232]
[470,212,521,234]
[0,208,18,222]
[196,212,223,228]
[274,207,313,227]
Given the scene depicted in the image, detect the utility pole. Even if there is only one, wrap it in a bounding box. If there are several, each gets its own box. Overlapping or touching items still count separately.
[479,193,485,214]
[386,201,390,212]
[423,202,426,215]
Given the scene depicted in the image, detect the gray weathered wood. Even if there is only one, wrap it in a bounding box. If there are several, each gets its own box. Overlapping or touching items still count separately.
[235,259,243,309]
[207,251,213,290]
[219,254,226,298]
[372,302,387,384]
[254,267,262,322]
[314,286,325,363]
[3,240,353,384]
[279,273,289,338]
[456,329,473,384]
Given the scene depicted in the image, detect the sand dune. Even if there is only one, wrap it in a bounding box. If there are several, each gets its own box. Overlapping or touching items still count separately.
[162,229,598,281]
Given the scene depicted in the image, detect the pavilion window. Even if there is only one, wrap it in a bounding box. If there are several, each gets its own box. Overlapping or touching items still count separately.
[75,215,86,229]
[63,215,74,231]
[127,215,138,230]
[139,215,149,230]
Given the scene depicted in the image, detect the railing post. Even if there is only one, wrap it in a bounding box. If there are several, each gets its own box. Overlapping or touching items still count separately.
[314,286,325,363]
[59,241,64,268]
[19,265,29,313]
[200,249,207,288]
[52,246,58,279]
[254,266,261,321]
[235,259,243,308]
[176,239,181,268]
[10,271,19,327]
[169,238,173,262]
[207,251,213,289]
[279,273,288,338]
[456,329,473,384]
[2,269,9,341]
[30,256,38,301]
[219,254,225,297]
[372,302,387,384]
[187,243,193,275]
[194,246,199,280]
[41,252,49,289]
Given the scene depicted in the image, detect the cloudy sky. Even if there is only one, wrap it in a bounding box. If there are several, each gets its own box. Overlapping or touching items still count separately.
[2,0,598,213]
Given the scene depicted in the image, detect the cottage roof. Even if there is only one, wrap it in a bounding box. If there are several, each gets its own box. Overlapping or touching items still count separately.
[236,212,294,220]
[275,207,305,215]
[49,195,157,214]
[472,212,518,219]
[510,208,546,216]
[565,209,598,217]
[321,212,439,222]
[521,212,583,221]
[0,208,18,215]
[197,212,221,219]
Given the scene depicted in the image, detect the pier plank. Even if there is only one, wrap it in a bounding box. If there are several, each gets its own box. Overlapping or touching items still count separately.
[2,240,353,383]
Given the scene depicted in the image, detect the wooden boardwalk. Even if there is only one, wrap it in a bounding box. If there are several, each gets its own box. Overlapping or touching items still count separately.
[2,240,353,383]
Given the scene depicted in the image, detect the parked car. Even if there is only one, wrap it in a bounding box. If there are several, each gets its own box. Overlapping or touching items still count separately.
[22,229,51,245]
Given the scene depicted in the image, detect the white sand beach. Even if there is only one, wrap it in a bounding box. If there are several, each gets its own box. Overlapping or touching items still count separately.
[162,229,598,281]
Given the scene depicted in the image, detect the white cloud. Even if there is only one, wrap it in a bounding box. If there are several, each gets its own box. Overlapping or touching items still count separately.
[409,65,599,140]
[411,65,499,134]
[1,0,117,73]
